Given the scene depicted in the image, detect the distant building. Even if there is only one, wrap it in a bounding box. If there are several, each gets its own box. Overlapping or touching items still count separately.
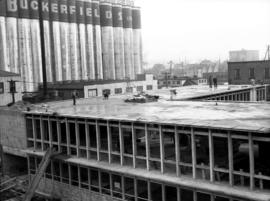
[228,60,270,85]
[229,49,259,62]
[0,70,22,106]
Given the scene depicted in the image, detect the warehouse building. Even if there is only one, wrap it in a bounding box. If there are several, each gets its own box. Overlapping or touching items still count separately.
[0,0,142,92]
[228,60,270,85]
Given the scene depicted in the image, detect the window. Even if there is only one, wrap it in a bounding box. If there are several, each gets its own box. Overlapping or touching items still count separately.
[102,89,111,95]
[101,172,110,195]
[165,185,177,201]
[69,123,76,145]
[265,68,270,79]
[124,177,135,200]
[0,82,4,94]
[146,85,153,90]
[80,167,89,189]
[112,174,122,198]
[114,88,122,94]
[150,182,162,201]
[26,119,33,139]
[137,85,143,92]
[137,179,148,201]
[90,169,99,192]
[79,123,86,147]
[234,69,240,80]
[249,68,255,79]
[126,87,133,93]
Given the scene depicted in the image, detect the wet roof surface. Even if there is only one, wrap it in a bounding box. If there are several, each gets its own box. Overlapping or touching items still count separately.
[29,86,270,133]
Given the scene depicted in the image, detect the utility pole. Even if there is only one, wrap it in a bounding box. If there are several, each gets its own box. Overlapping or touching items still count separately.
[38,0,47,97]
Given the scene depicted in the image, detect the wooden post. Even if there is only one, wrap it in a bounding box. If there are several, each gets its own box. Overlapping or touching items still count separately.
[209,129,214,182]
[88,168,91,191]
[249,133,254,190]
[160,125,164,173]
[48,119,53,147]
[175,126,180,177]
[162,184,165,201]
[191,127,196,179]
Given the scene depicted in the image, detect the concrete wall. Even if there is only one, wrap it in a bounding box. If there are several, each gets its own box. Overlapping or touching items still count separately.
[228,60,270,85]
[0,108,27,156]
[36,177,120,201]
[0,75,23,106]
[2,154,27,176]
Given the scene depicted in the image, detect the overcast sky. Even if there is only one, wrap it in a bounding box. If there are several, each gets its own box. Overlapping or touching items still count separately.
[136,0,270,67]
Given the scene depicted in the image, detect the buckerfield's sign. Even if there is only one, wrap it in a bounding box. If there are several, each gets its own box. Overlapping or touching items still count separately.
[0,0,130,25]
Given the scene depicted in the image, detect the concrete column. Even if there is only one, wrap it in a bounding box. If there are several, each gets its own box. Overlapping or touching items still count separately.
[175,126,180,177]
[75,120,80,157]
[119,122,124,166]
[85,121,90,160]
[159,125,164,173]
[96,120,101,161]
[209,129,214,182]
[228,131,233,186]
[249,133,254,190]
[191,127,196,179]
[132,122,136,168]
[107,121,112,164]
[250,87,257,101]
[57,120,61,151]
[145,124,150,171]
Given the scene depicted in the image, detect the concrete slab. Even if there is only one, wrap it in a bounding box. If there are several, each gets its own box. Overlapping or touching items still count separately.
[26,92,270,133]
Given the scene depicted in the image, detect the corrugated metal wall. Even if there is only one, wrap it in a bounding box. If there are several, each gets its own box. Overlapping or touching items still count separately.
[0,0,142,92]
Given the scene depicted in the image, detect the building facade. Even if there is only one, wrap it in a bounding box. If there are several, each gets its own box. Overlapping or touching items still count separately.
[228,60,270,85]
[0,0,142,92]
[229,50,259,62]
[0,70,22,106]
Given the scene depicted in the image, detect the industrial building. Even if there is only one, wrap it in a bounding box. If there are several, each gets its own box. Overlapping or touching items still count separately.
[1,85,270,201]
[0,0,142,92]
[228,60,270,85]
[0,70,23,106]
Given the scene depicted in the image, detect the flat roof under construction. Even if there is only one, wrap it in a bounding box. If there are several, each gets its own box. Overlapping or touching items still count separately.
[28,96,270,133]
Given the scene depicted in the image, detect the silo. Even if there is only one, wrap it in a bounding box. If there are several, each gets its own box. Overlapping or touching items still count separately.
[5,0,19,75]
[59,0,71,81]
[112,2,125,80]
[85,0,95,80]
[51,0,63,82]
[132,6,142,77]
[42,0,53,83]
[29,0,43,90]
[77,0,88,80]
[16,0,34,91]
[69,0,81,81]
[0,0,8,72]
[100,1,115,80]
[92,0,103,79]
[122,4,134,79]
